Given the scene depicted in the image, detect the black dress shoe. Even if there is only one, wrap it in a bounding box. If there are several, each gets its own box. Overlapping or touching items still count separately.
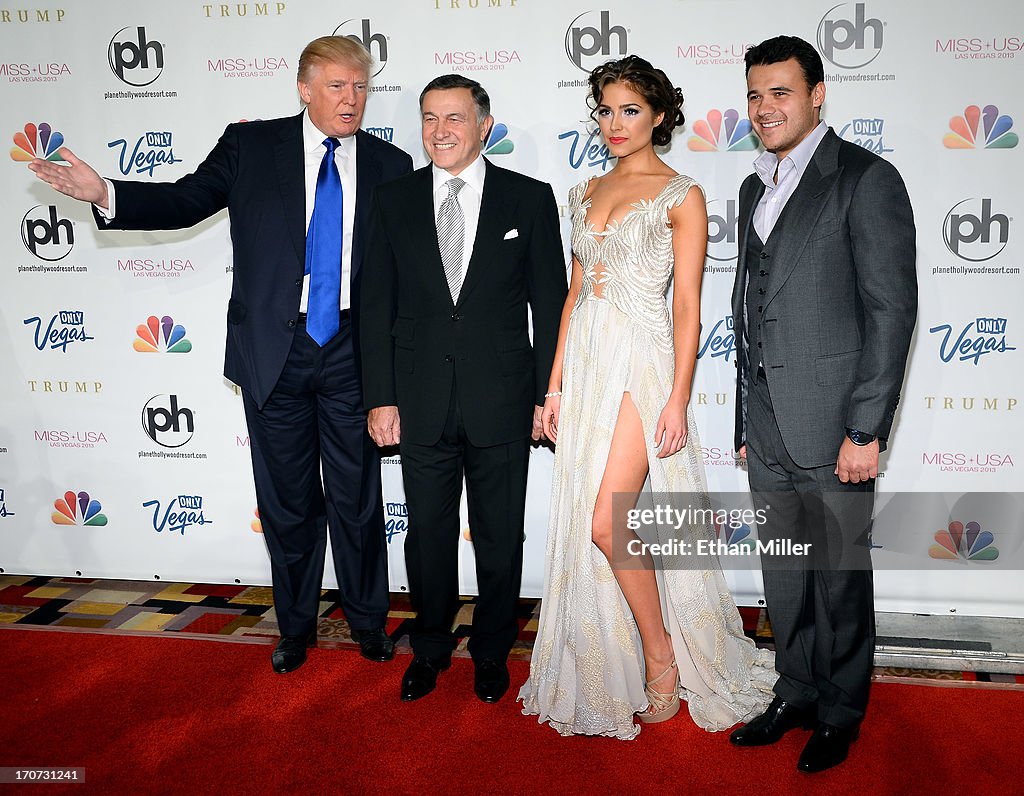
[798,723,859,773]
[473,659,510,704]
[350,627,396,662]
[271,629,317,674]
[401,656,450,702]
[729,696,817,746]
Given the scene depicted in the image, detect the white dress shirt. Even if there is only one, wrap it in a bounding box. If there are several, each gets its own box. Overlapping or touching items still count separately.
[752,120,829,242]
[431,153,486,283]
[98,110,358,313]
[301,109,357,313]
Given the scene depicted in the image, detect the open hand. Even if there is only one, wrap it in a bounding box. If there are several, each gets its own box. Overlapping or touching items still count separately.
[27,147,108,208]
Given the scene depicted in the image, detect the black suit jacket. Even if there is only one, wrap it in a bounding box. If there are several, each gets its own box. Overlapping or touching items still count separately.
[360,160,568,447]
[95,112,413,408]
[731,129,917,467]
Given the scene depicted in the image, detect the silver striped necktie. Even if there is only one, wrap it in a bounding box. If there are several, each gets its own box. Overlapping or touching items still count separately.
[437,177,466,303]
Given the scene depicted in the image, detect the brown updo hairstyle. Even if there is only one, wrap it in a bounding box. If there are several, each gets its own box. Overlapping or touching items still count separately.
[588,55,684,147]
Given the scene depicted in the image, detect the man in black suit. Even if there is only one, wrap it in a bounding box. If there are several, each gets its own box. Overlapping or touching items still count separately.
[727,37,916,772]
[361,75,567,703]
[28,36,413,673]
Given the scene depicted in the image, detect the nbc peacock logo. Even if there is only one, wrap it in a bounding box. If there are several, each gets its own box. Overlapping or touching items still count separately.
[484,122,514,156]
[51,490,108,527]
[251,506,262,533]
[943,105,1018,149]
[688,109,758,152]
[133,315,192,353]
[714,520,755,549]
[10,122,66,162]
[928,519,999,561]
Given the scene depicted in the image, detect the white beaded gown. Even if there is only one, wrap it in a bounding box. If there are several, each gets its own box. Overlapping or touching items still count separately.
[518,175,777,740]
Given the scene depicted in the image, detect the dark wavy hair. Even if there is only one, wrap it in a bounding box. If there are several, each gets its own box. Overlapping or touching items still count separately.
[744,35,824,89]
[588,55,684,147]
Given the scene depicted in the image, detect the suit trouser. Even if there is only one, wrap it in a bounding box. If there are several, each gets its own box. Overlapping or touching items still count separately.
[242,313,389,637]
[745,368,875,729]
[399,380,529,662]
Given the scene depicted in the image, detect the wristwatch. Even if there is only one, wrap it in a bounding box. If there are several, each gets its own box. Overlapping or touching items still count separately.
[845,427,876,446]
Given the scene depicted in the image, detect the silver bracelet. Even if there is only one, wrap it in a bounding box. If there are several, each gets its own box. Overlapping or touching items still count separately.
[544,391,562,398]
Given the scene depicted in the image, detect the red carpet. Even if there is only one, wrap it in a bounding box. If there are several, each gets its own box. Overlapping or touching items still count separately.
[2,627,1020,795]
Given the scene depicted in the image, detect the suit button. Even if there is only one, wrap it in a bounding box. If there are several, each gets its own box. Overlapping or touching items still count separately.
[757,306,763,313]
[757,342,762,348]
[287,319,296,328]
[451,313,461,321]
[760,252,769,259]
[445,354,453,362]
[758,288,765,295]
[294,278,302,287]
[759,269,768,277]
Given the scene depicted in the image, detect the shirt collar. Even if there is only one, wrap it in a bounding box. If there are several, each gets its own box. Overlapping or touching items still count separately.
[432,153,486,197]
[754,120,828,188]
[302,108,356,159]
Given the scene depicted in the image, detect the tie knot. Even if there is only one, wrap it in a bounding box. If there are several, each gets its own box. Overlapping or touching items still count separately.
[445,177,466,199]
[323,137,340,154]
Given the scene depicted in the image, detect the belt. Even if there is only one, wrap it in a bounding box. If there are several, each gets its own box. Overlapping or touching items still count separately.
[296,309,350,324]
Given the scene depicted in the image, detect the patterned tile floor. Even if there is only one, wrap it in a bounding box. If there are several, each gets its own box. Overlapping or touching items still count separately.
[1,574,1021,687]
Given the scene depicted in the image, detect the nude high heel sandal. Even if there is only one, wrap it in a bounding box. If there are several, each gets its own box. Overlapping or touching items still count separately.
[638,658,680,724]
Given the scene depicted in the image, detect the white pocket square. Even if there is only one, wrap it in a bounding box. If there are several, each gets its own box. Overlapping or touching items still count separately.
[503,228,519,240]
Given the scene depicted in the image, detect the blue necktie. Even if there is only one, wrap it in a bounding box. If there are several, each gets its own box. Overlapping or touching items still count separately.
[305,137,343,346]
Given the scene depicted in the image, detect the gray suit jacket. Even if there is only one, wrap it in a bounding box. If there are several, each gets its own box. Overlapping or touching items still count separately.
[731,128,917,468]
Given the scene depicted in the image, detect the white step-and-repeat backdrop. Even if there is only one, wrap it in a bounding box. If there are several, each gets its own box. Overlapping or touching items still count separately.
[1,1,1021,616]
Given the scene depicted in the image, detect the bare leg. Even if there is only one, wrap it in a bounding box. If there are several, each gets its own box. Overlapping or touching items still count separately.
[592,393,675,707]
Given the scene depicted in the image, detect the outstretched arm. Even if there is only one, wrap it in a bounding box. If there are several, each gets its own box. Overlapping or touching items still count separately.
[28,148,109,208]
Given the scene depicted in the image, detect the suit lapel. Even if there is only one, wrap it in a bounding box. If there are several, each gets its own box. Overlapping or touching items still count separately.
[274,112,306,269]
[408,167,452,305]
[457,159,510,309]
[765,129,842,302]
[352,129,381,282]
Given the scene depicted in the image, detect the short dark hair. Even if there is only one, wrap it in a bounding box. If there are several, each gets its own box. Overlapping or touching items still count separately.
[418,74,490,122]
[744,35,824,89]
[587,55,684,147]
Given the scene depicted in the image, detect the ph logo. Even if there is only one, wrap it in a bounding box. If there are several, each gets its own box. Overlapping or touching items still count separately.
[334,19,387,77]
[706,199,738,261]
[108,26,165,86]
[816,3,884,69]
[943,198,1010,262]
[142,394,195,448]
[565,11,627,73]
[21,205,74,261]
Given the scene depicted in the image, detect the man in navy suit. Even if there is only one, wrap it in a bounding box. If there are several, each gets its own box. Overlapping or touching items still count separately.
[29,36,413,673]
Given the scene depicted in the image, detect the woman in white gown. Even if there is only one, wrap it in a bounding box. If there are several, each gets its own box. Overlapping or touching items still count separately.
[518,56,776,739]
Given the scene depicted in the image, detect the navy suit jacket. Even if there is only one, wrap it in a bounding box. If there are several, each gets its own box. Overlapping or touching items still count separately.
[95,112,413,408]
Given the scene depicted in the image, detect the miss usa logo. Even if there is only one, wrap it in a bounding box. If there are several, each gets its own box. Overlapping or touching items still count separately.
[929,316,1017,365]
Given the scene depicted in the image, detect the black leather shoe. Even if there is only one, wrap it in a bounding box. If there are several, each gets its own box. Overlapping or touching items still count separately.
[400,656,450,702]
[271,629,317,674]
[729,696,817,746]
[798,723,859,773]
[350,627,396,662]
[473,658,510,704]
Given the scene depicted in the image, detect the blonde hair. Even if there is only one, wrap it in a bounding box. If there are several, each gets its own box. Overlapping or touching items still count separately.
[298,36,372,82]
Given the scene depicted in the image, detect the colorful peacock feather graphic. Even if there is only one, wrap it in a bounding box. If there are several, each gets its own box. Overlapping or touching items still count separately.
[10,122,67,162]
[251,507,263,533]
[688,109,759,152]
[51,490,108,527]
[133,315,192,353]
[715,521,754,549]
[929,520,999,561]
[943,105,1018,149]
[484,122,514,155]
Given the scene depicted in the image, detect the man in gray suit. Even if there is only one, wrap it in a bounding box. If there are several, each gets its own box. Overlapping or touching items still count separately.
[727,36,916,773]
